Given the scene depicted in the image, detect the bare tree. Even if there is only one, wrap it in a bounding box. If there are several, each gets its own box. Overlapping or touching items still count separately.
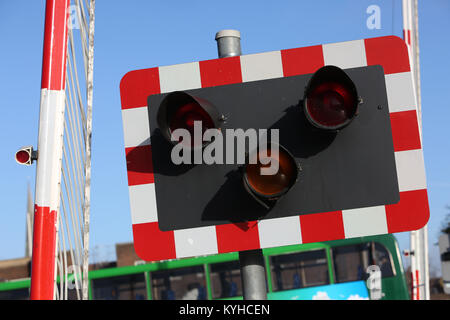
[441,206,450,235]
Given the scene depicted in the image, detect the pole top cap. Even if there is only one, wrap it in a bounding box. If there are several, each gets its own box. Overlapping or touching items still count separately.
[215,29,241,40]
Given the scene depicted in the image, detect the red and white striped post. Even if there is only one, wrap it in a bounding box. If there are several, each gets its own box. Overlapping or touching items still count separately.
[30,0,70,300]
[402,0,429,300]
[402,0,417,301]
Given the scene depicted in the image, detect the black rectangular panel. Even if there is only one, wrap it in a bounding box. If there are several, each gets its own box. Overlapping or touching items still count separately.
[147,65,399,231]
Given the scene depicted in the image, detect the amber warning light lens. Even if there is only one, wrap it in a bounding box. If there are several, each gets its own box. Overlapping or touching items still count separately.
[243,144,298,202]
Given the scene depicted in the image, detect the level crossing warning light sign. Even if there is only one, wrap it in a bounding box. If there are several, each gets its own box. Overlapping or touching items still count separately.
[120,36,429,262]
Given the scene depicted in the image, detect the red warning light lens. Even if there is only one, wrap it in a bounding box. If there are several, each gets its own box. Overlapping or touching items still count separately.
[169,101,215,136]
[16,150,30,164]
[304,66,359,130]
[306,82,357,128]
[245,146,297,199]
[157,91,223,148]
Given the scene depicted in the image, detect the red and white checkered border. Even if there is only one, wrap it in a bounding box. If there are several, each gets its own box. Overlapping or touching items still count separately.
[119,36,429,262]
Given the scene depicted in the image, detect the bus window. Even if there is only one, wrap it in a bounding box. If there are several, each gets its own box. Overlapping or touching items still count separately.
[270,249,329,291]
[91,273,147,300]
[209,260,242,299]
[332,243,370,283]
[372,242,394,278]
[0,288,29,300]
[151,266,207,300]
[333,242,394,283]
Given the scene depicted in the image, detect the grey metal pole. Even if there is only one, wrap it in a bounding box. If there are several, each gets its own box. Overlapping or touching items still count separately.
[215,29,268,300]
[239,249,268,300]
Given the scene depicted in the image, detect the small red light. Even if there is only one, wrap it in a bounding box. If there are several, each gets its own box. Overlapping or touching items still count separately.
[16,150,30,164]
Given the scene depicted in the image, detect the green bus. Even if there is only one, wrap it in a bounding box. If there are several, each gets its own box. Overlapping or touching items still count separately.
[0,234,409,300]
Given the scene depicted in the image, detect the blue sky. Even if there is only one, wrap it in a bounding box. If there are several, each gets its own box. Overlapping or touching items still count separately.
[0,1,449,275]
